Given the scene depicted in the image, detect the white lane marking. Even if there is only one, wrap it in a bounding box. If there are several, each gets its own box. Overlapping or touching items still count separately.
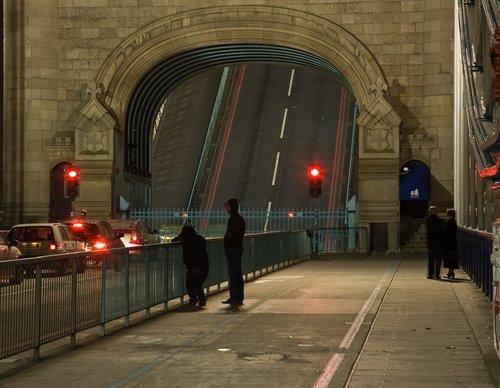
[313,261,397,388]
[287,69,295,96]
[254,279,285,283]
[271,152,280,186]
[263,201,272,232]
[339,282,382,350]
[280,109,288,139]
[314,354,345,387]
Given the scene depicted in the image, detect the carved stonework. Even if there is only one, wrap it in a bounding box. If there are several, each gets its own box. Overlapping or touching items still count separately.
[365,115,393,152]
[358,82,402,159]
[399,134,437,165]
[74,83,116,160]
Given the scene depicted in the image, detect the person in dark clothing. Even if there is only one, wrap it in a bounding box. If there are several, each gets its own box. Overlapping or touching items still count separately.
[221,198,246,306]
[443,208,459,279]
[426,206,444,279]
[172,225,209,307]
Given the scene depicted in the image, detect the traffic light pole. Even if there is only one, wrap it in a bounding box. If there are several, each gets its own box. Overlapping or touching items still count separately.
[313,199,319,257]
[307,164,323,258]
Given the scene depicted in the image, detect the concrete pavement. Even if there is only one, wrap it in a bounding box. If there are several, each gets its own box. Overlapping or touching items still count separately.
[0,253,498,387]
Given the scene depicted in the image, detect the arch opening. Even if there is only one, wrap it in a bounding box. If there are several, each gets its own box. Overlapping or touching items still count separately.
[81,5,401,251]
[125,44,353,180]
[399,160,431,219]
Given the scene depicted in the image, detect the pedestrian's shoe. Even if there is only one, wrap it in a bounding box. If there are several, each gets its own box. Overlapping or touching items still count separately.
[188,298,198,306]
[221,298,232,304]
[199,300,206,307]
[229,300,243,306]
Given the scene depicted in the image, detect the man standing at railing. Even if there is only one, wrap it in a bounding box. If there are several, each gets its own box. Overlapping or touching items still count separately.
[222,198,246,307]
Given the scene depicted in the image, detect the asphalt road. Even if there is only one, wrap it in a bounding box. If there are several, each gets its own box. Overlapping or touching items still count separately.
[151,63,356,212]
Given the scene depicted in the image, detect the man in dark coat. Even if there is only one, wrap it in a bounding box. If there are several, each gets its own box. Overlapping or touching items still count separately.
[222,198,246,306]
[172,225,209,307]
[426,206,444,279]
[443,208,459,278]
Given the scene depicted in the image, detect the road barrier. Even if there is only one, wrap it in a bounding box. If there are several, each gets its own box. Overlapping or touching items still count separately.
[0,231,310,360]
[131,208,348,240]
[457,226,493,300]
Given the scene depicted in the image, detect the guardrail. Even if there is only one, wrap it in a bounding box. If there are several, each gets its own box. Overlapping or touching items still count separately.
[457,226,493,301]
[131,208,348,239]
[317,227,368,254]
[0,231,311,361]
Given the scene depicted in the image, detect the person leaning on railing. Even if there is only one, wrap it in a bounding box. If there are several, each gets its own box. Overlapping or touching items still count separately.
[172,225,209,307]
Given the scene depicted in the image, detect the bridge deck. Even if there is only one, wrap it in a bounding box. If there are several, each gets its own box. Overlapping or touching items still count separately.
[1,253,498,387]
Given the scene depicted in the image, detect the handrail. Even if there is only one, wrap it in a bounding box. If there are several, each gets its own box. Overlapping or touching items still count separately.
[0,231,311,361]
[457,226,493,300]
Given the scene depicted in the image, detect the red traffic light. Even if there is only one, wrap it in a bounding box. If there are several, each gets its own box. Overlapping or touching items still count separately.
[65,165,80,200]
[308,165,323,178]
[309,167,320,177]
[308,164,323,198]
[66,166,79,180]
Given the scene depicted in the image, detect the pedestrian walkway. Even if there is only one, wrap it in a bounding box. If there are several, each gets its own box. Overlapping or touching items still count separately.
[0,253,498,387]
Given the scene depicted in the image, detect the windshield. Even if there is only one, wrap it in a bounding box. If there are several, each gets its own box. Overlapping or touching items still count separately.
[8,226,55,241]
[67,223,100,242]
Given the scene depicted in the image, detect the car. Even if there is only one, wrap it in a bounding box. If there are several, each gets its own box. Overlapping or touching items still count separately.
[0,233,23,285]
[64,219,125,271]
[107,219,161,247]
[7,223,85,275]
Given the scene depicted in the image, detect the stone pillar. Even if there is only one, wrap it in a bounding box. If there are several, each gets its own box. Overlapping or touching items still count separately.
[73,84,116,219]
[358,80,402,253]
[3,1,60,223]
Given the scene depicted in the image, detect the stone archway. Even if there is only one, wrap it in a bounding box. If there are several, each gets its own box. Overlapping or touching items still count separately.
[75,6,402,252]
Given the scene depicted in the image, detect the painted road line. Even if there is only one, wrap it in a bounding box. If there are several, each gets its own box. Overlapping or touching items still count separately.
[313,257,400,388]
[280,109,288,139]
[271,152,280,186]
[287,69,295,96]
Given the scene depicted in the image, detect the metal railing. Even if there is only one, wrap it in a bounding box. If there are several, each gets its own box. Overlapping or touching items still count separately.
[457,226,493,300]
[0,231,311,360]
[131,208,348,239]
[308,227,368,255]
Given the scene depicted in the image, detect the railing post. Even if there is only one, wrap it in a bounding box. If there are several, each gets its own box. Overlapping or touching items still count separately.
[70,258,78,348]
[33,263,42,360]
[163,245,169,312]
[145,250,151,319]
[123,253,130,328]
[99,260,107,336]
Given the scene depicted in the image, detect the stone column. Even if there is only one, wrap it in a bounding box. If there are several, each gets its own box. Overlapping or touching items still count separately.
[73,84,116,219]
[358,80,402,253]
[3,1,60,222]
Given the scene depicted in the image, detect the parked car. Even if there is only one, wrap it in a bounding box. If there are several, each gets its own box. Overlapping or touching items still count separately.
[107,219,161,247]
[64,219,125,271]
[7,223,85,275]
[0,233,23,285]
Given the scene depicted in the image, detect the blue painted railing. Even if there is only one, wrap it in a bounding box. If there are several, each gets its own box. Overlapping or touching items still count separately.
[457,226,493,301]
[0,230,311,360]
[131,208,348,239]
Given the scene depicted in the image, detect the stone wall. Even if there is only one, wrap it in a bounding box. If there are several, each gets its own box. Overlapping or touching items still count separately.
[2,1,454,246]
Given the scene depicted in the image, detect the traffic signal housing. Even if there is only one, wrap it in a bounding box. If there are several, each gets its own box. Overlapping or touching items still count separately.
[65,165,80,200]
[308,164,323,198]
